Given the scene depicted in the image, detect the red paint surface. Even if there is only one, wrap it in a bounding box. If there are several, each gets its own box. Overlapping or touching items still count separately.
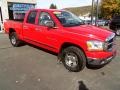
[4,9,116,61]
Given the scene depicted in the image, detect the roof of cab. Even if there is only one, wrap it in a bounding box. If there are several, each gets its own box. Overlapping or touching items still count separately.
[29,9,65,12]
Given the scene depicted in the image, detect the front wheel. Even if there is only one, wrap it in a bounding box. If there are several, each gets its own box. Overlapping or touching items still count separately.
[61,46,86,72]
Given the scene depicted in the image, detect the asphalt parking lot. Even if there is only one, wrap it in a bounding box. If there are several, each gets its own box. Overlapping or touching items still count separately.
[0,33,120,90]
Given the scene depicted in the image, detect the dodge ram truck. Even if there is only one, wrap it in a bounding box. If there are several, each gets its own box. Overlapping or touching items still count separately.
[4,9,116,72]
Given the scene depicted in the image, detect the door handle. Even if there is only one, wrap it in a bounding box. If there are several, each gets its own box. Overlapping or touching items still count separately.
[23,26,28,29]
[35,28,41,31]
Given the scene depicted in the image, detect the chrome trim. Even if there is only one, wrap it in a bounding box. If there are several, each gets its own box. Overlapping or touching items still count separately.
[105,33,115,42]
[105,33,115,51]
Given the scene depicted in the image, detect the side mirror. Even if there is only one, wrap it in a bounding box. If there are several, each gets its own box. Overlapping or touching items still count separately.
[44,21,55,28]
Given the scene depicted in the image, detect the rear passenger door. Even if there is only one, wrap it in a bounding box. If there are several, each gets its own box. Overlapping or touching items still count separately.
[23,10,38,41]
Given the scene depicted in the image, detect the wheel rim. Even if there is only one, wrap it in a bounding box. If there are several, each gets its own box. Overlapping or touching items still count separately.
[116,29,120,35]
[11,36,16,45]
[65,52,78,68]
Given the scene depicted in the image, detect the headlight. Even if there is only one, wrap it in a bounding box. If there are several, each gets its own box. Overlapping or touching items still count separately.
[87,40,104,51]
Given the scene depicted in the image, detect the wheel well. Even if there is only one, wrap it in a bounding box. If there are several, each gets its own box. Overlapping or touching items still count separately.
[60,42,85,54]
[9,28,15,38]
[9,28,15,33]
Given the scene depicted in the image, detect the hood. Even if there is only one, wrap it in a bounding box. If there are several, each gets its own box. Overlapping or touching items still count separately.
[64,25,113,41]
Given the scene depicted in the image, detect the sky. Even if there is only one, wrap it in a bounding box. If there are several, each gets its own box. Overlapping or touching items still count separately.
[36,0,92,9]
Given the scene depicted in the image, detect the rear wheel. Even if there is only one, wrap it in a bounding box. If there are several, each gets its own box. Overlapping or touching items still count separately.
[61,46,86,72]
[9,32,22,47]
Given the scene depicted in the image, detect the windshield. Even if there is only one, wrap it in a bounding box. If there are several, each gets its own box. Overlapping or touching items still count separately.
[113,16,120,20]
[54,11,84,27]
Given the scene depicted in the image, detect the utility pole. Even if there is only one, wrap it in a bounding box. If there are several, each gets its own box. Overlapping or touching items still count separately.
[95,0,99,26]
[91,0,95,25]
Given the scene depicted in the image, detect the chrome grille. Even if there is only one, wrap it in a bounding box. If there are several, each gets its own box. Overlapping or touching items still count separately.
[106,33,115,51]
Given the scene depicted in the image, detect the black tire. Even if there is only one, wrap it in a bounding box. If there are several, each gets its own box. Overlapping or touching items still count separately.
[61,46,86,72]
[115,28,120,36]
[9,32,22,47]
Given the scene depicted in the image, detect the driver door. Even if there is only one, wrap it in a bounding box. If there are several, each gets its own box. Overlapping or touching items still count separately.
[36,11,60,51]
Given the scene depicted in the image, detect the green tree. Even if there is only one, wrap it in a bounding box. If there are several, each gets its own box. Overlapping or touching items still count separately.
[49,3,57,9]
[101,0,120,19]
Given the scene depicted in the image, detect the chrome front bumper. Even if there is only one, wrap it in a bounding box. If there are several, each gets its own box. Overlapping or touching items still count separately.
[87,52,116,66]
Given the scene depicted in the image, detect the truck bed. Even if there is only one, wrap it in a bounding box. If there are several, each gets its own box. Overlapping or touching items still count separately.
[9,19,24,22]
[4,20,23,34]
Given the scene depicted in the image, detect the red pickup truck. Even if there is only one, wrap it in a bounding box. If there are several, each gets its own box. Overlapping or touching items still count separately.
[4,9,116,72]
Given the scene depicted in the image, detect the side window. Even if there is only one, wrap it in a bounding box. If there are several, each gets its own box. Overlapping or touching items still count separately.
[27,11,37,24]
[39,12,53,25]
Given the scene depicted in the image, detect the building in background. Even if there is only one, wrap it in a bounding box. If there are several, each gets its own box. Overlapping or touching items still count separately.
[0,0,36,32]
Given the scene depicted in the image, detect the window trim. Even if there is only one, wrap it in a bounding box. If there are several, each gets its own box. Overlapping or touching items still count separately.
[26,10,38,24]
[38,11,56,26]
